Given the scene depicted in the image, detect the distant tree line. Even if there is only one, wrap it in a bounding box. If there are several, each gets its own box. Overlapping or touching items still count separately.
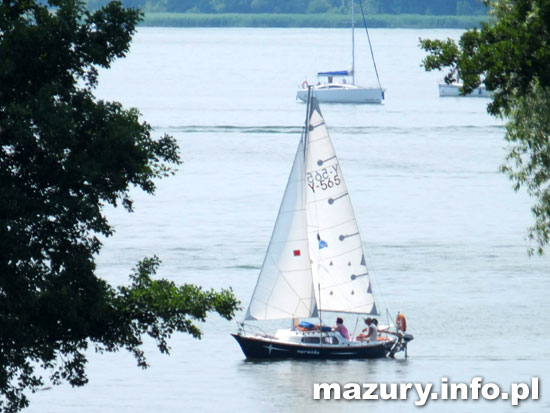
[86,0,488,15]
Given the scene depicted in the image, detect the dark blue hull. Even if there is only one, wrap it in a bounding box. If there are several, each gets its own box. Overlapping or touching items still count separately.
[231,333,392,359]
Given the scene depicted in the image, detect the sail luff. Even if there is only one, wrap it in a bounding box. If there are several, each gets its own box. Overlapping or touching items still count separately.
[351,0,355,85]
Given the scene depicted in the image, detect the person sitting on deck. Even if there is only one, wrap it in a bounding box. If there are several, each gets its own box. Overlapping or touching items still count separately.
[366,318,378,342]
[356,317,378,342]
[333,317,349,340]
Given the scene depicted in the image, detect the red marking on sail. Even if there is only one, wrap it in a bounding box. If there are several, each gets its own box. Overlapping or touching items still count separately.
[293,250,301,256]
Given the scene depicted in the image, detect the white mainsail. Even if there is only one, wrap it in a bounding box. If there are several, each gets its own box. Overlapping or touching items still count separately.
[245,96,378,320]
[305,98,378,315]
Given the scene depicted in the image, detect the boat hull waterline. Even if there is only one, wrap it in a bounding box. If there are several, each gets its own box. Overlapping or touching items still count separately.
[438,83,492,98]
[296,85,384,104]
[231,333,393,359]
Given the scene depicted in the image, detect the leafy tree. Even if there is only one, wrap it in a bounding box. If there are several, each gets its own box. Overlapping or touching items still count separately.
[86,0,490,15]
[0,1,239,412]
[210,0,252,13]
[281,0,310,14]
[456,0,487,15]
[250,0,271,13]
[360,0,381,14]
[420,0,550,254]
[307,0,332,13]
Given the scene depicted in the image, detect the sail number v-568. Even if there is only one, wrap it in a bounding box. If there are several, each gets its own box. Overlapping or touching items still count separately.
[307,165,341,193]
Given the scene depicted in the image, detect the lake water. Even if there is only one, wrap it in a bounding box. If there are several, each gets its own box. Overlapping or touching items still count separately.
[27,28,549,412]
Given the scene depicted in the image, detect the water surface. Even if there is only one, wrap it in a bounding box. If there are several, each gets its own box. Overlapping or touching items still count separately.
[27,28,549,413]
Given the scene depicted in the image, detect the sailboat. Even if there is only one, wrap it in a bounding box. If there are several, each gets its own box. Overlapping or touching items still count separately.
[232,89,412,359]
[296,1,384,104]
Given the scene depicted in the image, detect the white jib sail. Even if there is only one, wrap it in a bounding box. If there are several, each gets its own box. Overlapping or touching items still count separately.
[305,98,378,315]
[245,137,318,320]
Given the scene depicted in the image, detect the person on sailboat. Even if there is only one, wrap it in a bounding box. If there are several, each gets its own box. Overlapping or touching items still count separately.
[358,317,378,342]
[333,317,350,340]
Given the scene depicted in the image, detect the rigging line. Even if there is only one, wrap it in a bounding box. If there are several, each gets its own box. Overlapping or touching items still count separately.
[318,282,323,333]
[352,314,360,339]
[306,87,313,132]
[358,0,382,89]
[301,86,310,156]
[385,308,393,331]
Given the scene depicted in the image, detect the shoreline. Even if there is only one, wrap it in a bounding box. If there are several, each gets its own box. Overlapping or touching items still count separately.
[140,13,489,29]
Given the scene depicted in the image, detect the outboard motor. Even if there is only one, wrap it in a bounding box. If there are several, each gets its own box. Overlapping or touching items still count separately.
[388,313,413,359]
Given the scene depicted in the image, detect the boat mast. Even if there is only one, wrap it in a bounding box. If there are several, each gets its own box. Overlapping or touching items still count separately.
[358,0,383,91]
[318,283,323,340]
[351,0,355,85]
[305,86,313,143]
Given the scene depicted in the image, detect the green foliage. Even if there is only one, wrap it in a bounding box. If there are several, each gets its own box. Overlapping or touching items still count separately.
[86,0,489,15]
[420,0,550,254]
[112,257,240,365]
[420,0,549,116]
[501,81,550,255]
[307,0,332,14]
[0,1,239,411]
[141,12,489,28]
[420,38,461,80]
